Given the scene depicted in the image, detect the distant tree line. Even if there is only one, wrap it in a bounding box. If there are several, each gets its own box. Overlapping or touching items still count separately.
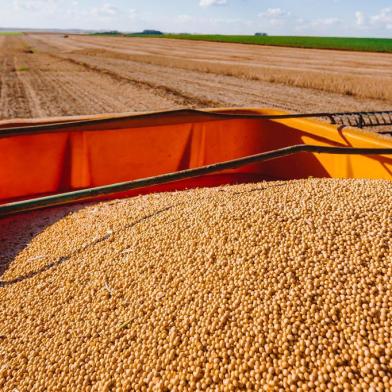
[93,30,164,36]
[139,30,163,35]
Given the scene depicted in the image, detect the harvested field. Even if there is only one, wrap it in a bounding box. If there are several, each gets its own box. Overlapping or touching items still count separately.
[0,34,391,120]
[1,179,392,391]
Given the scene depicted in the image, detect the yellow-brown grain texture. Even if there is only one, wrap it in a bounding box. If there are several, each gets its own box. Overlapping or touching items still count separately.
[1,179,392,391]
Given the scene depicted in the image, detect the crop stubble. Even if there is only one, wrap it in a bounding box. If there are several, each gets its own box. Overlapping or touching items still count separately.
[0,34,391,120]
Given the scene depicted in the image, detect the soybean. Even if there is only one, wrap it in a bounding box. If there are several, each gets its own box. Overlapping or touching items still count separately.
[0,178,391,391]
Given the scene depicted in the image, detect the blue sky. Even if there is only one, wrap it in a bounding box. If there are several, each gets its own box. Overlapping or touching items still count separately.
[1,0,392,37]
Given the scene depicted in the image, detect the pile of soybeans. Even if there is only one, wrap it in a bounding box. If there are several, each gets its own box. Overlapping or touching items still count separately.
[1,178,392,391]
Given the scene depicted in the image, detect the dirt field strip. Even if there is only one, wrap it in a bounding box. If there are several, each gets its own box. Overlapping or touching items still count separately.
[0,35,185,119]
[0,43,33,119]
[0,34,391,121]
[29,35,392,112]
[25,35,223,108]
[65,35,392,101]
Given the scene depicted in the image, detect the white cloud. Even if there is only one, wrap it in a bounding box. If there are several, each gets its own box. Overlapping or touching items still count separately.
[177,14,193,23]
[259,8,290,19]
[352,8,392,32]
[310,17,341,27]
[199,0,227,8]
[355,11,365,26]
[3,1,392,37]
[13,0,61,13]
[371,8,392,30]
[295,17,342,33]
[129,9,137,20]
[91,3,118,18]
[258,8,290,27]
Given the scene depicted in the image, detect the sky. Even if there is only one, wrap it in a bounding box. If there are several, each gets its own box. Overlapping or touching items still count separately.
[1,0,392,37]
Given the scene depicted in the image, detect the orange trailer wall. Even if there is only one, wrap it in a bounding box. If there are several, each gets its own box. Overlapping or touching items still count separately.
[1,109,392,204]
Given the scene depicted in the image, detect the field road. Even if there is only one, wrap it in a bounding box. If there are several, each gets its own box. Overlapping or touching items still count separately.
[0,33,391,120]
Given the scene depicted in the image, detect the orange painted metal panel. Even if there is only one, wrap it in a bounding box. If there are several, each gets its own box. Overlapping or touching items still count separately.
[0,108,391,206]
[0,133,69,201]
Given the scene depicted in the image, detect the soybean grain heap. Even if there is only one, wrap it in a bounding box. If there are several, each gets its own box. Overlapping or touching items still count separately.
[1,178,392,391]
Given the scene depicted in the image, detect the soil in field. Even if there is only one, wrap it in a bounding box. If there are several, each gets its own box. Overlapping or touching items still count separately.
[0,34,391,120]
